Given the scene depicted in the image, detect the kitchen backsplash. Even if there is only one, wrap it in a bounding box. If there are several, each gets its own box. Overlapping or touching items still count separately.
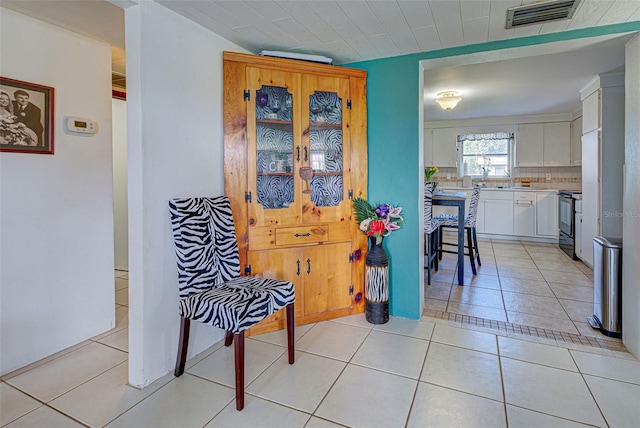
[432,166,582,191]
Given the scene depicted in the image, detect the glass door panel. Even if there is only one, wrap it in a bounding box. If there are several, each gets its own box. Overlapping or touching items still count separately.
[256,85,294,209]
[309,91,343,207]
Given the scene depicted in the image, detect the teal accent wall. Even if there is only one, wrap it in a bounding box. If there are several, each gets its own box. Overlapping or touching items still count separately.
[348,22,640,319]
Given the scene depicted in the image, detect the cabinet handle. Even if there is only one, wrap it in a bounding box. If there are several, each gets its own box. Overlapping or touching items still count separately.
[296,146,300,162]
[307,258,311,274]
[294,233,311,237]
[304,146,308,162]
[296,260,300,276]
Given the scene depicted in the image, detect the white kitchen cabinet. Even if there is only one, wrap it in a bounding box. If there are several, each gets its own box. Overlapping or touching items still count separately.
[480,191,514,235]
[424,129,434,166]
[514,192,535,237]
[580,73,625,267]
[570,116,582,166]
[431,128,458,167]
[582,90,600,133]
[543,122,571,166]
[515,123,543,167]
[516,122,571,167]
[535,191,558,237]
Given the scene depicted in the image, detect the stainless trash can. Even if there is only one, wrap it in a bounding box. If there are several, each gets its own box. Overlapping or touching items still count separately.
[588,237,623,338]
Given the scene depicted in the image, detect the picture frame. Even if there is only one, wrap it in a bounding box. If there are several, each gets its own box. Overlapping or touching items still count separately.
[1,77,54,154]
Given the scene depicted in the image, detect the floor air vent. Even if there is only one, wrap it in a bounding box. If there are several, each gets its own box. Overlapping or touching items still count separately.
[506,0,581,29]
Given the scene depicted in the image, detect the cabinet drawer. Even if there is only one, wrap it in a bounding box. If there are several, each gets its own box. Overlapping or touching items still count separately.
[514,192,535,203]
[276,225,329,246]
[481,191,513,201]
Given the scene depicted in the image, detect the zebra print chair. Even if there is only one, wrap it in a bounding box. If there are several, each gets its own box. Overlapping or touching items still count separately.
[434,184,482,275]
[168,196,295,411]
[424,182,440,284]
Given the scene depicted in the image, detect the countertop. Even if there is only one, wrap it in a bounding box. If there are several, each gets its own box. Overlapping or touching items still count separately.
[438,186,559,193]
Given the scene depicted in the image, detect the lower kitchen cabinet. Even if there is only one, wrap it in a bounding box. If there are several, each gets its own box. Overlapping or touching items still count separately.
[480,191,514,235]
[248,242,355,334]
[514,192,536,237]
[535,191,558,237]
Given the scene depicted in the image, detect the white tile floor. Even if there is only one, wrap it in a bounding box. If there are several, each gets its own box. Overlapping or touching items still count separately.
[2,268,640,427]
[425,237,627,351]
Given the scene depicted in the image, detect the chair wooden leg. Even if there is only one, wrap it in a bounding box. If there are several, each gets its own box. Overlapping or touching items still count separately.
[234,332,245,411]
[224,331,233,347]
[467,227,477,275]
[174,317,190,377]
[472,227,481,266]
[286,303,295,364]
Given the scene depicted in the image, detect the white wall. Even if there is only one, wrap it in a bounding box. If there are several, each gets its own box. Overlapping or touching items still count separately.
[112,99,128,271]
[0,9,115,374]
[623,34,640,357]
[124,1,248,387]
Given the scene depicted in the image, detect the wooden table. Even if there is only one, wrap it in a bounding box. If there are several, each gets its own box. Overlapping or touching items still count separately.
[433,194,466,286]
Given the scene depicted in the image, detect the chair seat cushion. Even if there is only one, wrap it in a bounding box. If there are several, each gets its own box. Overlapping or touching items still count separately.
[179,276,295,333]
[433,214,473,228]
[425,218,440,234]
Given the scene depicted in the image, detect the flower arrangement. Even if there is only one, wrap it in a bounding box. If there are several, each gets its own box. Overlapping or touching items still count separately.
[425,166,439,182]
[353,197,404,245]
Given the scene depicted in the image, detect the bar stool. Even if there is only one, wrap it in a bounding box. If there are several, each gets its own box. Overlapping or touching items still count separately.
[434,185,482,275]
[424,182,440,284]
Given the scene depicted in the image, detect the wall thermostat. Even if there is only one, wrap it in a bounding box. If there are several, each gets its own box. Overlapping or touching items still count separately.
[64,117,97,135]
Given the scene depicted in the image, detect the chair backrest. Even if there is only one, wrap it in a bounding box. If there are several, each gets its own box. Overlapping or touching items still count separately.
[168,196,240,297]
[424,182,437,232]
[466,185,482,226]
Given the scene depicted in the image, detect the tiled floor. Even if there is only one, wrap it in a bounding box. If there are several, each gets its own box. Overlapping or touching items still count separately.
[3,266,640,427]
[425,236,627,351]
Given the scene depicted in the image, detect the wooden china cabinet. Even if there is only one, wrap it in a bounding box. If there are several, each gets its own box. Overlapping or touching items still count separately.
[223,51,368,335]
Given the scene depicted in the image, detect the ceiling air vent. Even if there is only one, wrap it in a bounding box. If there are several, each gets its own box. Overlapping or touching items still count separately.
[506,0,581,29]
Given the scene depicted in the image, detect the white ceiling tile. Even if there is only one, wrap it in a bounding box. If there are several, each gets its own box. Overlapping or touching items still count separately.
[488,0,520,41]
[275,1,342,44]
[369,1,420,53]
[337,1,385,37]
[463,17,490,45]
[412,25,444,52]
[513,23,542,37]
[461,0,491,21]
[369,34,401,57]
[187,1,247,29]
[272,17,324,46]
[429,0,464,48]
[567,0,614,29]
[398,0,436,28]
[539,19,571,34]
[598,0,640,25]
[243,0,290,21]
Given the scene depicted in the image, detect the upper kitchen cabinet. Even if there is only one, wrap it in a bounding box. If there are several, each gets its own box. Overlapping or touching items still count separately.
[223,51,368,334]
[430,128,458,167]
[582,88,600,133]
[515,122,570,167]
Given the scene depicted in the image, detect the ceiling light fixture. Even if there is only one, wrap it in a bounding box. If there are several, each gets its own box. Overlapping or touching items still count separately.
[435,91,462,110]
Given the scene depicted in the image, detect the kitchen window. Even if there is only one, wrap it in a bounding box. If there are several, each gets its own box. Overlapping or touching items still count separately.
[459,132,513,177]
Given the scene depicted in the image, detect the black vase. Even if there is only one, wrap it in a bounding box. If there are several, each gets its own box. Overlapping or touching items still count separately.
[365,236,389,324]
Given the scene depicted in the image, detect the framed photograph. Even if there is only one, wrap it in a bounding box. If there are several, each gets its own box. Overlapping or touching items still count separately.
[1,77,54,154]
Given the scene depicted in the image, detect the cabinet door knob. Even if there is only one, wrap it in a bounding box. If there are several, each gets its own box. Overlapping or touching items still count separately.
[307,258,311,274]
[304,146,308,162]
[296,146,300,161]
[296,260,300,276]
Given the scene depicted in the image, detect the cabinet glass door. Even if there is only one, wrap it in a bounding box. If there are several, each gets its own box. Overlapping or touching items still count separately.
[255,85,294,209]
[246,67,301,229]
[309,91,343,207]
[302,76,351,223]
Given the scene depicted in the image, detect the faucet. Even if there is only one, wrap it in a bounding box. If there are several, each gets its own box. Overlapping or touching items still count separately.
[505,170,514,188]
